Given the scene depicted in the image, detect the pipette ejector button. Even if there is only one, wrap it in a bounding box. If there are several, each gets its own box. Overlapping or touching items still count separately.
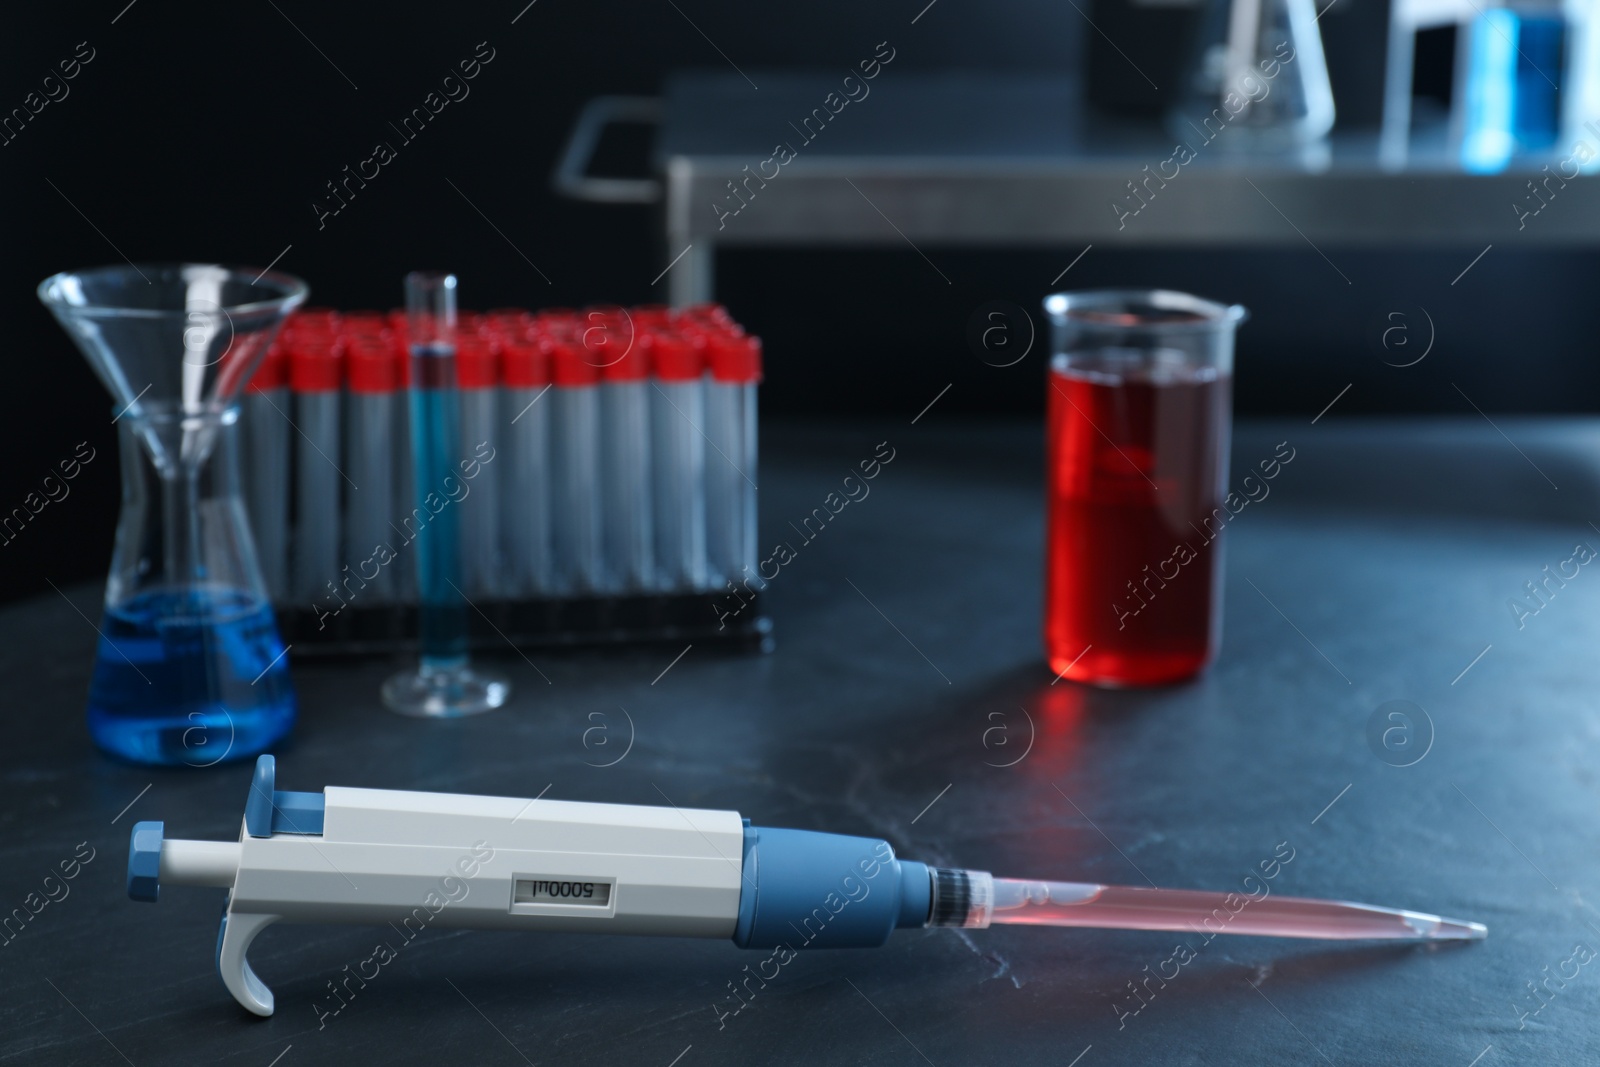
[128,820,164,902]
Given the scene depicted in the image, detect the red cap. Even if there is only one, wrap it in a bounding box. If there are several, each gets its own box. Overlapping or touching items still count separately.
[584,317,643,382]
[684,302,733,326]
[289,338,343,393]
[539,319,578,343]
[535,308,578,333]
[707,333,763,384]
[502,339,551,388]
[456,336,499,390]
[551,340,599,387]
[280,318,339,343]
[484,309,533,341]
[341,311,389,337]
[345,336,400,394]
[598,339,648,381]
[295,307,343,329]
[633,303,676,327]
[248,341,289,392]
[647,330,703,382]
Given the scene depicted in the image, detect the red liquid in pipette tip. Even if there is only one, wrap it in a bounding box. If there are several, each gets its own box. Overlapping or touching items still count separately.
[1045,353,1231,686]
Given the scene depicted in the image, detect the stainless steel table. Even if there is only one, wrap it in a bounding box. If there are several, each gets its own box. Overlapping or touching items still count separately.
[556,73,1599,304]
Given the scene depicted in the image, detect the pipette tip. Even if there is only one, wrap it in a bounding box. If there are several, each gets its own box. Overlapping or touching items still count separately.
[1418,915,1488,941]
[968,872,1489,943]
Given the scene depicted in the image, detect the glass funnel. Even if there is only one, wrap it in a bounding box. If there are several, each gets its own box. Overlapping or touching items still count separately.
[39,264,307,415]
[39,264,307,765]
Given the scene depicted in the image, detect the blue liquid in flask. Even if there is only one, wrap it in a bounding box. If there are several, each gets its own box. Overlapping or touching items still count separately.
[87,586,296,765]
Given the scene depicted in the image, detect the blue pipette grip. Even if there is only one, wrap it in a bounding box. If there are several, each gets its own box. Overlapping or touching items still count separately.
[732,824,930,949]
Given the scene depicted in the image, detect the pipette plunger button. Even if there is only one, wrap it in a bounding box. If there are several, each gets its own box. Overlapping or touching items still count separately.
[127,820,164,902]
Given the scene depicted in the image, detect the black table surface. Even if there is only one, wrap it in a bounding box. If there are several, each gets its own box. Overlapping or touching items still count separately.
[4,418,1599,1066]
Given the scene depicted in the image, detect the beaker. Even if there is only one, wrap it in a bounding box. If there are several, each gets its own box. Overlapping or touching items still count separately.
[88,402,295,764]
[39,263,306,764]
[1168,0,1336,150]
[1042,290,1246,688]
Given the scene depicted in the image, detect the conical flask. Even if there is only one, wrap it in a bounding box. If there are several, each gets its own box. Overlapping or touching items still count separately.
[39,264,308,766]
[1168,0,1336,150]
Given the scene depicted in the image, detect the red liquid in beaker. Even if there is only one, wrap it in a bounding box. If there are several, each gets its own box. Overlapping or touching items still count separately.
[1045,355,1231,686]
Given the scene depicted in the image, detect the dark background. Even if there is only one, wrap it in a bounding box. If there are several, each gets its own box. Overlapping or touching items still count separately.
[4,0,1594,603]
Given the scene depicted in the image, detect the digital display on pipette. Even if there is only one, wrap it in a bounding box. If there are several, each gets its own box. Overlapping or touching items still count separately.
[514,878,612,905]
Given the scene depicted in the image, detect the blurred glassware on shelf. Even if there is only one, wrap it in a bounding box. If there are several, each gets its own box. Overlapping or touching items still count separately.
[1169,0,1337,150]
[1380,0,1600,171]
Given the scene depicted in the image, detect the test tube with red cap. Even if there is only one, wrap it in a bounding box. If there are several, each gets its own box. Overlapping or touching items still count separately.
[290,337,344,604]
[551,339,603,593]
[632,304,676,328]
[536,308,578,333]
[458,311,486,339]
[648,330,708,591]
[456,336,502,598]
[242,339,291,602]
[502,338,554,597]
[703,331,762,589]
[487,308,534,340]
[289,307,342,342]
[344,335,400,604]
[683,303,734,329]
[597,315,654,592]
[390,326,417,605]
[341,311,389,338]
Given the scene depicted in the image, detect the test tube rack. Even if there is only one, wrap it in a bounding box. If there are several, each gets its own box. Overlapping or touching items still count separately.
[239,304,769,658]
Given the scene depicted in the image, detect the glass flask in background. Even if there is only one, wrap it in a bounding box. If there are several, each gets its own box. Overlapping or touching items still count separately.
[90,402,296,763]
[1168,0,1336,150]
[1042,290,1246,687]
[38,264,307,764]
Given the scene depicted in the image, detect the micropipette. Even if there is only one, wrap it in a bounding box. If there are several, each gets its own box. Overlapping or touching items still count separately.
[127,756,1485,1017]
